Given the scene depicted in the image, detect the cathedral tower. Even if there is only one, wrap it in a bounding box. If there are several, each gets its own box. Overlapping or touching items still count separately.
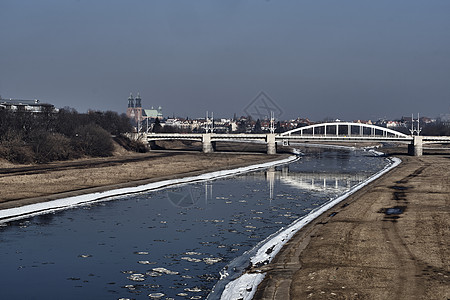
[126,93,135,120]
[126,92,143,125]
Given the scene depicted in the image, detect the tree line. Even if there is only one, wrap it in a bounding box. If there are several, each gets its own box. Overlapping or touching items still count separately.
[0,108,141,164]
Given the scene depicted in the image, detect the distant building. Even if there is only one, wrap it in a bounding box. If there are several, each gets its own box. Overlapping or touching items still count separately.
[143,107,163,119]
[126,92,163,124]
[386,120,403,128]
[438,113,450,126]
[354,120,373,125]
[0,97,55,113]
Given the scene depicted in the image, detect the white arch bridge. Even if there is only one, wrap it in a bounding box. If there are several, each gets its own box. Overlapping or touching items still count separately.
[280,122,409,139]
[143,122,450,156]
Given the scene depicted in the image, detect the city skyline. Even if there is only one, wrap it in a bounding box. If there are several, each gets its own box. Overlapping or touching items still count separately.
[122,92,441,123]
[1,1,449,120]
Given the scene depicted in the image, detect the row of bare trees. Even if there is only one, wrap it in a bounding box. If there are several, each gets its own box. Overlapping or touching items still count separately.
[0,108,134,163]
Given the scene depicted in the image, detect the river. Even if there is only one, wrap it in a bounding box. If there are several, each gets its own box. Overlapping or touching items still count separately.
[0,149,391,299]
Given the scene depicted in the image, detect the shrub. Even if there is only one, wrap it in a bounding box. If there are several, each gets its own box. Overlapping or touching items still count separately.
[31,131,74,163]
[72,124,114,157]
[113,135,148,153]
[0,136,35,164]
[128,139,148,153]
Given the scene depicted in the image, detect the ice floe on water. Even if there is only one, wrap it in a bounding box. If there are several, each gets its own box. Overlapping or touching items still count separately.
[127,273,145,282]
[184,287,202,292]
[203,257,223,265]
[185,251,202,256]
[152,267,179,275]
[181,256,202,263]
[138,260,155,265]
[146,271,162,277]
[148,292,165,299]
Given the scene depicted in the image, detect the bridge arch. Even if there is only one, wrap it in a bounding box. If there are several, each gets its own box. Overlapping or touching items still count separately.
[280,122,409,138]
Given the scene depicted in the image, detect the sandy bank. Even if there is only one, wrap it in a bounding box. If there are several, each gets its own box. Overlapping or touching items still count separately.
[253,153,450,300]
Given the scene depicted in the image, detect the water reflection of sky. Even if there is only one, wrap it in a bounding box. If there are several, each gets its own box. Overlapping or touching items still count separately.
[0,150,388,299]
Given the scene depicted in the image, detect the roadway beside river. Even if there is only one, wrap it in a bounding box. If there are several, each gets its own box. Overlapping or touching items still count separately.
[253,149,450,300]
[0,151,288,211]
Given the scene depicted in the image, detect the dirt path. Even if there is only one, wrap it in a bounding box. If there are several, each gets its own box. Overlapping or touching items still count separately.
[0,151,287,210]
[254,154,450,300]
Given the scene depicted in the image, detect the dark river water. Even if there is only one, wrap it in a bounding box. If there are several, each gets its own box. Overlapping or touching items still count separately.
[0,149,390,299]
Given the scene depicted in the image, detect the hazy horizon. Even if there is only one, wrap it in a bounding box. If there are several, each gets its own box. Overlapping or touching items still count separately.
[1,1,449,121]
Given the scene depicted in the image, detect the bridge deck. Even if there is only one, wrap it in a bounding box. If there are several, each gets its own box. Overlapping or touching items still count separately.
[146,133,450,143]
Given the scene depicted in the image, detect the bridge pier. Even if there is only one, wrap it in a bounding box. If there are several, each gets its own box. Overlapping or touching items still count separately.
[266,134,276,155]
[202,133,214,153]
[408,136,423,156]
[148,140,157,150]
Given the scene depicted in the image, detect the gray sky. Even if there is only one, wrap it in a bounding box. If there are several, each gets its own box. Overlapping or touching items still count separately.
[1,0,449,121]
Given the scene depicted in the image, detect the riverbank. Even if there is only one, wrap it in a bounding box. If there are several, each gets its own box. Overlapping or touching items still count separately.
[0,151,289,211]
[253,152,450,299]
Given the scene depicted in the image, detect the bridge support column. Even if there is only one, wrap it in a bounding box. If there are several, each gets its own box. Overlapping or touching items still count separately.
[148,141,157,150]
[266,134,276,155]
[202,133,214,153]
[408,136,423,156]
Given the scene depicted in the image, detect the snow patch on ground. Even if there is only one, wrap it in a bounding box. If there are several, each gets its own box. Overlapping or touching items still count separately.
[0,156,298,223]
[220,273,265,300]
[219,156,402,300]
[367,149,385,156]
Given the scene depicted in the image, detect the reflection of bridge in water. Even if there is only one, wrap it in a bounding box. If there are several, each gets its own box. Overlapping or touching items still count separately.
[249,166,368,200]
[142,122,450,156]
[279,171,365,192]
[199,165,371,203]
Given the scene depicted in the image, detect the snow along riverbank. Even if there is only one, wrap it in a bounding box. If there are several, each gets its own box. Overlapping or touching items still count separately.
[0,156,298,224]
[218,155,402,300]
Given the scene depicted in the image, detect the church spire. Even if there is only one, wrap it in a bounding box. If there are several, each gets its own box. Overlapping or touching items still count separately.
[135,92,142,108]
[128,93,134,108]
